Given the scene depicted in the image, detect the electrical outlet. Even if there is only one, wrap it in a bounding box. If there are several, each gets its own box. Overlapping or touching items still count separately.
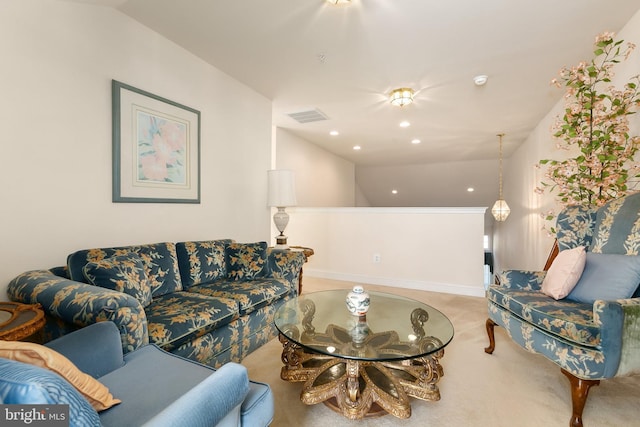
[373,253,381,263]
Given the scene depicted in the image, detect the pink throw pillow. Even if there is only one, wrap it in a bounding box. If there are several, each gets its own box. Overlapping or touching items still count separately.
[541,246,586,300]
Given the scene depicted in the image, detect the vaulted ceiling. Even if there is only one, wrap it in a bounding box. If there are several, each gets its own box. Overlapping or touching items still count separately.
[79,0,640,208]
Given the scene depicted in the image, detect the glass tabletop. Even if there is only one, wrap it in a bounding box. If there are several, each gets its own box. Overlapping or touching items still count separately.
[274,289,454,362]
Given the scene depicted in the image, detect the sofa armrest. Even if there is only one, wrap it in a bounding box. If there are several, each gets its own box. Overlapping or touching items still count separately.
[495,269,546,291]
[266,249,306,294]
[7,270,149,353]
[595,298,640,377]
[45,321,124,378]
[141,362,250,427]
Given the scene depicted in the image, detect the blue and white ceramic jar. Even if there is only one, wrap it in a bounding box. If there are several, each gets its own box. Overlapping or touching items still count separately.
[346,285,370,316]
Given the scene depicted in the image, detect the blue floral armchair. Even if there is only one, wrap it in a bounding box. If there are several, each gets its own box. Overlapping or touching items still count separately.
[485,192,640,427]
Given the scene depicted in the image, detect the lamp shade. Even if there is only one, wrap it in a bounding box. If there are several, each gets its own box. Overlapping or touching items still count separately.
[267,170,297,207]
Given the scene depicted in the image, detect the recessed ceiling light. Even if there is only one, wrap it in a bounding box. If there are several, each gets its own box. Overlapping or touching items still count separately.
[473,75,488,86]
[353,145,361,150]
[467,187,475,192]
[391,189,398,194]
[411,139,421,144]
[399,121,410,128]
[329,130,339,136]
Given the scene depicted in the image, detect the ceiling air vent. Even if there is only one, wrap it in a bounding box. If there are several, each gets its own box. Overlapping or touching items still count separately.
[287,109,329,124]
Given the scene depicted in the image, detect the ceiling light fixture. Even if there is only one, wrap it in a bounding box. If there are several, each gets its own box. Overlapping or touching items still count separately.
[411,139,421,144]
[353,145,361,150]
[491,133,511,222]
[399,121,410,128]
[389,88,414,107]
[329,130,339,136]
[474,75,488,86]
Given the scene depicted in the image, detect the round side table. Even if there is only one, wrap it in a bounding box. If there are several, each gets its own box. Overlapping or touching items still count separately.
[0,302,46,341]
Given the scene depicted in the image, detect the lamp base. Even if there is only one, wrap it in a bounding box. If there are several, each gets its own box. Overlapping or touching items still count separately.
[274,234,289,250]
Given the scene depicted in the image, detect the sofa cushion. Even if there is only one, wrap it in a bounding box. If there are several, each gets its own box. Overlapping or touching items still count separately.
[242,380,275,427]
[226,242,268,280]
[566,252,640,304]
[145,292,239,352]
[0,340,121,411]
[189,277,291,316]
[541,246,586,300]
[98,345,250,427]
[82,254,153,307]
[176,239,232,288]
[0,358,101,427]
[487,285,600,347]
[67,242,183,298]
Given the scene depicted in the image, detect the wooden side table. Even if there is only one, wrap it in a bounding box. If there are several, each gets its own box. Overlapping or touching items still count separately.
[289,246,314,295]
[0,302,46,341]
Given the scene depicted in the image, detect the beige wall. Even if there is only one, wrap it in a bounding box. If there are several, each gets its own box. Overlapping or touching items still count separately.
[273,128,486,296]
[496,9,640,273]
[0,1,273,297]
[287,207,486,297]
[274,128,355,207]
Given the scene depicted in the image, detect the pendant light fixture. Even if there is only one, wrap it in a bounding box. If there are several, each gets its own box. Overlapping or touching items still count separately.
[491,133,511,222]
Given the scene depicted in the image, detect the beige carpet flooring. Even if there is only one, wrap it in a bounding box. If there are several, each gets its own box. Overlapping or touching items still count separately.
[242,277,640,427]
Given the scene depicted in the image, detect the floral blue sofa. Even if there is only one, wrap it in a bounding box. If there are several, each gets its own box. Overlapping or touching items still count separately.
[485,192,640,427]
[7,239,305,368]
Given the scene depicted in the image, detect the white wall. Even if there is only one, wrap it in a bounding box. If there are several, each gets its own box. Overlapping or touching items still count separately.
[496,9,640,273]
[355,183,371,207]
[0,0,273,297]
[287,207,487,297]
[275,128,355,207]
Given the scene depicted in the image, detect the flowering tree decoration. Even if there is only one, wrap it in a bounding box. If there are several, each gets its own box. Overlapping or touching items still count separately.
[537,32,640,226]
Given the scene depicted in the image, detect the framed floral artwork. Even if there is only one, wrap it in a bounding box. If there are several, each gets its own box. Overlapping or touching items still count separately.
[112,80,200,203]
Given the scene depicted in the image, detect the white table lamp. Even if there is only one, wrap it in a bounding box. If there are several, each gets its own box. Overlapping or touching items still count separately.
[267,169,297,249]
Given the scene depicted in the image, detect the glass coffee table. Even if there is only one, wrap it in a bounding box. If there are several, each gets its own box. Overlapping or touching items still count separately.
[274,289,454,419]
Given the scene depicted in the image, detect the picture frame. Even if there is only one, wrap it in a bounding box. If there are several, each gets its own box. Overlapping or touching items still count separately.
[112,80,200,203]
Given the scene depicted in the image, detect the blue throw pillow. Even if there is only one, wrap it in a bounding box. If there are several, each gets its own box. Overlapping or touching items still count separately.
[0,358,101,427]
[176,240,232,288]
[82,254,153,307]
[566,252,640,304]
[226,242,268,281]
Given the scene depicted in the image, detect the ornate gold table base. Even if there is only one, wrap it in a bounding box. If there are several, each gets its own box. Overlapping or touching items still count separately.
[0,302,46,342]
[279,332,445,419]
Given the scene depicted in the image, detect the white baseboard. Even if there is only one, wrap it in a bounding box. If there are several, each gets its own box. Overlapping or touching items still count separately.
[305,268,486,298]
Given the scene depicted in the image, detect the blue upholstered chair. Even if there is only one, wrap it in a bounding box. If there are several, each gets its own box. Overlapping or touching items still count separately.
[485,191,640,427]
[0,321,274,426]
